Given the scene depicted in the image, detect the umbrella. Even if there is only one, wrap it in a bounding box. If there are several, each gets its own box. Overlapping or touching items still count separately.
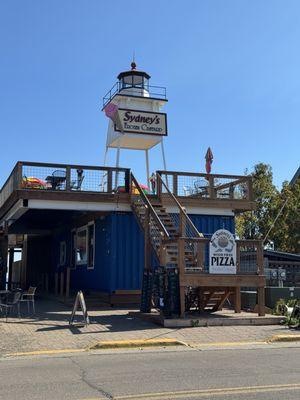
[205,147,213,174]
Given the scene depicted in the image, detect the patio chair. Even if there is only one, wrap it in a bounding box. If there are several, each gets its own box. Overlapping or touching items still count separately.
[0,291,22,322]
[194,179,209,197]
[46,170,67,190]
[20,286,37,315]
[183,186,193,196]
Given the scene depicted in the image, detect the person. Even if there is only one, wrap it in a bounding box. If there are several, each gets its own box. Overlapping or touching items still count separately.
[149,173,156,194]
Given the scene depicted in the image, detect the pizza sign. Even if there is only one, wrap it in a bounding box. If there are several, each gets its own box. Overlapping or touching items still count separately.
[209,229,237,274]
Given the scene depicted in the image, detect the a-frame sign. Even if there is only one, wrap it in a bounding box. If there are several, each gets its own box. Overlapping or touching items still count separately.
[69,291,90,326]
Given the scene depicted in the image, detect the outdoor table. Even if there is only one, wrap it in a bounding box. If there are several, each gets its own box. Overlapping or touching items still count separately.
[46,175,66,190]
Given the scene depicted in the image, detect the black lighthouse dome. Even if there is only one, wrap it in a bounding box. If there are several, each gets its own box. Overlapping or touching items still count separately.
[117,62,150,92]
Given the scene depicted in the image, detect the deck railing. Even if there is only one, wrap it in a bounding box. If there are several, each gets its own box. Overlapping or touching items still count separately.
[0,161,131,207]
[157,170,253,201]
[0,164,254,210]
[175,238,264,275]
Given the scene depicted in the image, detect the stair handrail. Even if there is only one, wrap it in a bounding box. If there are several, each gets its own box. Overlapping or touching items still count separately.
[156,172,203,238]
[130,173,170,239]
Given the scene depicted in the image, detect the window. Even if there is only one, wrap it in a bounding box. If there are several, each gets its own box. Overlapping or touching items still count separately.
[76,227,88,265]
[59,241,66,266]
[87,223,95,270]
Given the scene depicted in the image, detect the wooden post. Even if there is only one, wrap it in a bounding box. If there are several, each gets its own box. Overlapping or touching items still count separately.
[65,268,71,298]
[8,248,14,290]
[60,271,64,297]
[15,162,23,189]
[179,211,185,237]
[107,170,112,192]
[234,287,241,313]
[257,287,265,316]
[208,176,215,199]
[125,169,130,193]
[156,174,161,199]
[236,242,240,274]
[55,272,59,295]
[173,174,178,196]
[65,166,71,191]
[256,241,264,275]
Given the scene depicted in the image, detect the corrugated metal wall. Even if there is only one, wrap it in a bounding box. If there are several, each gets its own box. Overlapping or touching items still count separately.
[110,213,144,292]
[54,212,236,293]
[189,214,235,237]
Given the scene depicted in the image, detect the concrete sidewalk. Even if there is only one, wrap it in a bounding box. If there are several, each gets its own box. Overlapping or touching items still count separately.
[0,299,297,356]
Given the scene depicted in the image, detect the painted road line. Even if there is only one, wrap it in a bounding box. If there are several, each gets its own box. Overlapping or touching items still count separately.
[5,348,86,357]
[83,383,300,400]
[189,340,266,347]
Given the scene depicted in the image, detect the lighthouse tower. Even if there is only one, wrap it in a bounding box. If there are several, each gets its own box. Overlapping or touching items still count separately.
[102,62,168,184]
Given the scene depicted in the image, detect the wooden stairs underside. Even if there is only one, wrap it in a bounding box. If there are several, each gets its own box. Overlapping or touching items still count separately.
[187,287,234,312]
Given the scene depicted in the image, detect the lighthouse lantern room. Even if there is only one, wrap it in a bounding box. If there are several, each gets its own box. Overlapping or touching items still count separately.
[102,62,168,184]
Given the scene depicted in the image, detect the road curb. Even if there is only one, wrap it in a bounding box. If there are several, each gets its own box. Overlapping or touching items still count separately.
[88,338,185,350]
[268,334,300,343]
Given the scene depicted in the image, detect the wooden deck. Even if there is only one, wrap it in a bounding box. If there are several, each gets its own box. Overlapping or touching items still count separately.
[0,161,255,223]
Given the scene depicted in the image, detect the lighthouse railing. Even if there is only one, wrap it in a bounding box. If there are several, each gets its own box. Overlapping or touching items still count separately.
[102,82,167,107]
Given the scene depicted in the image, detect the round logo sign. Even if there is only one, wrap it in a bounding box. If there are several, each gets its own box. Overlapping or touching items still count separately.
[209,229,237,274]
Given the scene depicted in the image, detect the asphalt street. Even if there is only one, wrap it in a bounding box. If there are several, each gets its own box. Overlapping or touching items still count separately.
[0,346,299,400]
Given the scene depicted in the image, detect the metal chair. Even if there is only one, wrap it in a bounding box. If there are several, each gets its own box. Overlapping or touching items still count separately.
[20,286,37,315]
[0,291,22,321]
[47,170,66,190]
[194,179,209,197]
[183,185,193,196]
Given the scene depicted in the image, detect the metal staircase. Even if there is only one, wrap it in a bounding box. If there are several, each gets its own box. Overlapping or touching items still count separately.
[130,173,202,271]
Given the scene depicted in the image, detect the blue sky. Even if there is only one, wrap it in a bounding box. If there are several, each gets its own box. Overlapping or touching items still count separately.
[0,0,299,188]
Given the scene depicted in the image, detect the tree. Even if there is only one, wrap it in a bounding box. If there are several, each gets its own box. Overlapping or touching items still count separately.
[236,163,300,253]
[270,180,300,253]
[236,163,278,240]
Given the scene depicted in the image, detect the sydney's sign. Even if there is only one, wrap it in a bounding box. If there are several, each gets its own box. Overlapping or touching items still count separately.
[114,109,167,136]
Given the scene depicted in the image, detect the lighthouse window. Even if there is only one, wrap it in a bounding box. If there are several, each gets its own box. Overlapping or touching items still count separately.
[123,75,133,87]
[143,77,149,90]
[132,75,143,86]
